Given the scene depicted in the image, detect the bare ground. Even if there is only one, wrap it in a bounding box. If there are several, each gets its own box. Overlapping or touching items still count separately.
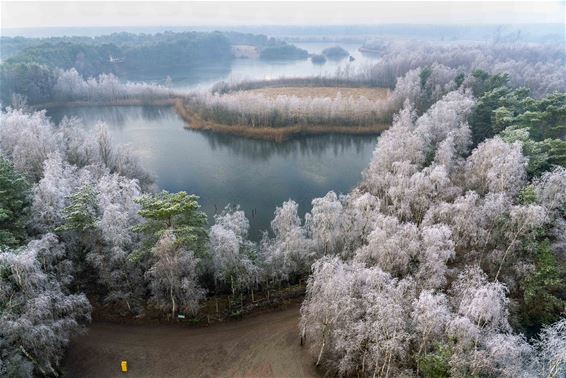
[62,303,319,378]
[246,86,390,100]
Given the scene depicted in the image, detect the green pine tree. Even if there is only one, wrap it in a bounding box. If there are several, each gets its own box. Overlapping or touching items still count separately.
[132,191,208,260]
[0,157,31,248]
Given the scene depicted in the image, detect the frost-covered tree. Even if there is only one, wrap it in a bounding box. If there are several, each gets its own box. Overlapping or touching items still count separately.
[354,213,419,276]
[298,72,564,376]
[340,191,381,256]
[30,154,79,233]
[188,88,396,129]
[51,69,173,104]
[300,257,415,376]
[465,137,528,197]
[208,206,259,294]
[260,200,311,283]
[0,239,91,376]
[415,225,455,290]
[444,267,529,376]
[1,109,151,314]
[145,231,205,318]
[411,291,452,369]
[362,103,424,198]
[534,167,566,218]
[53,68,87,101]
[533,318,566,378]
[92,174,145,311]
[362,92,474,223]
[0,108,153,189]
[0,108,58,181]
[306,191,345,256]
[57,176,145,313]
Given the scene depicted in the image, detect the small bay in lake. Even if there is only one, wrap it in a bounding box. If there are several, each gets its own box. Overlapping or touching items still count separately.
[47,42,381,238]
[47,105,377,239]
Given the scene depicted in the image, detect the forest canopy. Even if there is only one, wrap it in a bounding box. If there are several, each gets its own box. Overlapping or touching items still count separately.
[0,33,565,377]
[0,31,313,105]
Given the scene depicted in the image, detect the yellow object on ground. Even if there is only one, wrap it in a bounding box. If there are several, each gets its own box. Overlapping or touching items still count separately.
[121,360,128,373]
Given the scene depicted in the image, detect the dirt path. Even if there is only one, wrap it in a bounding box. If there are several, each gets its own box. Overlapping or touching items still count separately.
[62,304,319,378]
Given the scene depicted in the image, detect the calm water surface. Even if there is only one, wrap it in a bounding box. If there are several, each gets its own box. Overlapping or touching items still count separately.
[132,42,380,91]
[48,43,380,238]
[47,106,377,239]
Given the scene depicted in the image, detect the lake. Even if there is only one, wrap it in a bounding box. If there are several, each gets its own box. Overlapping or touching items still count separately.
[47,106,377,239]
[129,42,381,91]
[47,42,381,238]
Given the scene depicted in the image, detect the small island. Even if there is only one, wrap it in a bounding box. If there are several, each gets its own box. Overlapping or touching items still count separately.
[310,54,327,64]
[259,44,309,60]
[176,79,393,142]
[321,45,350,59]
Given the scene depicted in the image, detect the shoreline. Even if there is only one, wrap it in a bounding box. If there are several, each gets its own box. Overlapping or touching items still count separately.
[175,100,388,142]
[35,97,183,109]
[34,94,389,142]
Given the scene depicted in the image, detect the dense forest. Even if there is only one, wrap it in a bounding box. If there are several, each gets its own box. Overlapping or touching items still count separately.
[0,35,565,377]
[2,32,233,76]
[0,31,308,104]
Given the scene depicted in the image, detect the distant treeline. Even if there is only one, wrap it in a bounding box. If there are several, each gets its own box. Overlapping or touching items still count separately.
[4,23,563,43]
[0,65,179,106]
[1,31,308,77]
[0,31,310,104]
[2,32,232,78]
[228,23,565,44]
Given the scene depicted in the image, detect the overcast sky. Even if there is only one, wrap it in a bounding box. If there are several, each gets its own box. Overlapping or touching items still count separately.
[2,1,564,29]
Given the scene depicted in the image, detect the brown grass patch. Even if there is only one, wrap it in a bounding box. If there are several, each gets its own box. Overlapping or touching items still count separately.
[246,86,390,101]
[175,100,388,142]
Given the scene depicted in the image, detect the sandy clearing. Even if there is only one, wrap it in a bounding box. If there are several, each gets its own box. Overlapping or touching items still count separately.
[62,304,319,378]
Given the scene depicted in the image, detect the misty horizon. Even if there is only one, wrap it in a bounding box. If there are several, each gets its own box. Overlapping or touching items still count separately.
[1,2,565,377]
[2,1,564,30]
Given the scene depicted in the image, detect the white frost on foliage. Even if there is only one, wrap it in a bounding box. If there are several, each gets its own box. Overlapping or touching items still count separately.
[465,137,527,197]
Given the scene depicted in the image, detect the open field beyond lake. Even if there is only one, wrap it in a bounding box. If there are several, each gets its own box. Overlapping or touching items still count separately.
[246,86,390,100]
[177,85,392,142]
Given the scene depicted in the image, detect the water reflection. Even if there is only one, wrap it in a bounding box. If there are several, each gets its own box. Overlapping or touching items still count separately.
[45,42,381,238]
[202,131,375,160]
[122,60,233,88]
[167,42,379,91]
[47,105,377,239]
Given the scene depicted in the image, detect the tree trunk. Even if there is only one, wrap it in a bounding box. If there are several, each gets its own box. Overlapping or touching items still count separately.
[495,224,525,281]
[316,339,326,366]
[20,345,50,376]
[170,286,176,319]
